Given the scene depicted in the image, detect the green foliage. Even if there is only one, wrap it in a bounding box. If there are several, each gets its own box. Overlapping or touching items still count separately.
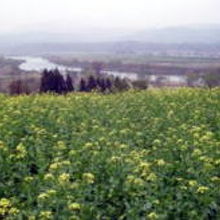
[0,89,220,219]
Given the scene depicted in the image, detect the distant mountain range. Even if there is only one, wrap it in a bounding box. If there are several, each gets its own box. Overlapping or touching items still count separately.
[0,24,220,55]
[127,25,220,43]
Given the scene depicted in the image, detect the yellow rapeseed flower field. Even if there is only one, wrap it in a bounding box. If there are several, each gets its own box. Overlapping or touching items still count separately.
[0,89,219,219]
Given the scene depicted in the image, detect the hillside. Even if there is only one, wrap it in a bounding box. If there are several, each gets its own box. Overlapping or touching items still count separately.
[128,25,220,43]
[1,25,220,56]
[0,89,220,219]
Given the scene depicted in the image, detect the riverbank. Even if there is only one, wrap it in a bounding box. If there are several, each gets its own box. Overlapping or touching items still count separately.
[8,55,188,84]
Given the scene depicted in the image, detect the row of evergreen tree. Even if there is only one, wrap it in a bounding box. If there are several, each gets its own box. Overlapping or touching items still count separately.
[40,69,131,94]
[79,76,112,92]
[40,69,74,93]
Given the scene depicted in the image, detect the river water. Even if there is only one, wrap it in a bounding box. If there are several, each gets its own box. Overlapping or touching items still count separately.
[8,56,187,83]
[9,56,81,72]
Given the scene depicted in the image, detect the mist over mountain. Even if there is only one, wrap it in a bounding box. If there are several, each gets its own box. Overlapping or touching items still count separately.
[127,25,220,43]
[1,24,220,55]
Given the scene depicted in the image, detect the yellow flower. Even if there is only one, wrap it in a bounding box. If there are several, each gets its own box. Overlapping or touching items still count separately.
[177,139,183,144]
[84,142,93,148]
[39,211,53,220]
[0,198,11,208]
[188,180,197,187]
[49,162,60,171]
[153,200,160,205]
[44,173,54,181]
[133,178,144,186]
[176,177,183,182]
[0,141,6,151]
[199,156,213,163]
[49,160,71,171]
[119,144,128,149]
[0,198,15,216]
[70,182,80,189]
[180,185,187,190]
[92,125,99,130]
[156,159,166,166]
[38,193,49,201]
[147,212,158,219]
[192,149,202,156]
[180,145,188,151]
[0,208,6,216]
[126,175,144,187]
[153,139,161,145]
[68,203,81,211]
[193,133,200,139]
[58,173,70,184]
[62,160,71,166]
[8,207,19,215]
[211,176,220,182]
[120,129,129,135]
[146,173,157,182]
[126,175,135,183]
[69,150,77,156]
[28,216,36,220]
[203,163,214,171]
[24,176,34,182]
[82,173,95,184]
[55,141,66,150]
[110,156,121,163]
[139,162,151,171]
[99,137,105,142]
[196,186,209,194]
[214,159,220,165]
[47,189,57,196]
[15,143,27,159]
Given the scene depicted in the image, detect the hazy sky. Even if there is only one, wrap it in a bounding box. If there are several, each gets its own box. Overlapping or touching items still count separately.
[0,0,220,33]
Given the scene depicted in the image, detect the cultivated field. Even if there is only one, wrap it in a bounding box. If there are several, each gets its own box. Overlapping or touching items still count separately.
[0,89,220,219]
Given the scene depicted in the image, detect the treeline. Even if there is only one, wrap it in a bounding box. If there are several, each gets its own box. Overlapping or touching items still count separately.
[40,69,74,94]
[187,68,220,88]
[8,68,148,95]
[7,67,220,95]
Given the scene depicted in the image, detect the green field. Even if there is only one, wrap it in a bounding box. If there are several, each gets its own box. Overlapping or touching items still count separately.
[0,89,220,219]
[46,53,220,66]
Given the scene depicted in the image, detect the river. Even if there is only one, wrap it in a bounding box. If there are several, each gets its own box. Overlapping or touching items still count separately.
[8,56,187,83]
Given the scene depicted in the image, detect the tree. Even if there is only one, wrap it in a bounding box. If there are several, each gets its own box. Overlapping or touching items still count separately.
[132,79,148,90]
[105,78,113,92]
[40,69,50,92]
[87,75,97,91]
[66,74,74,92]
[202,69,220,88]
[186,72,204,87]
[96,77,107,92]
[53,69,67,94]
[40,69,67,94]
[113,77,130,92]
[79,78,87,92]
[9,79,30,95]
